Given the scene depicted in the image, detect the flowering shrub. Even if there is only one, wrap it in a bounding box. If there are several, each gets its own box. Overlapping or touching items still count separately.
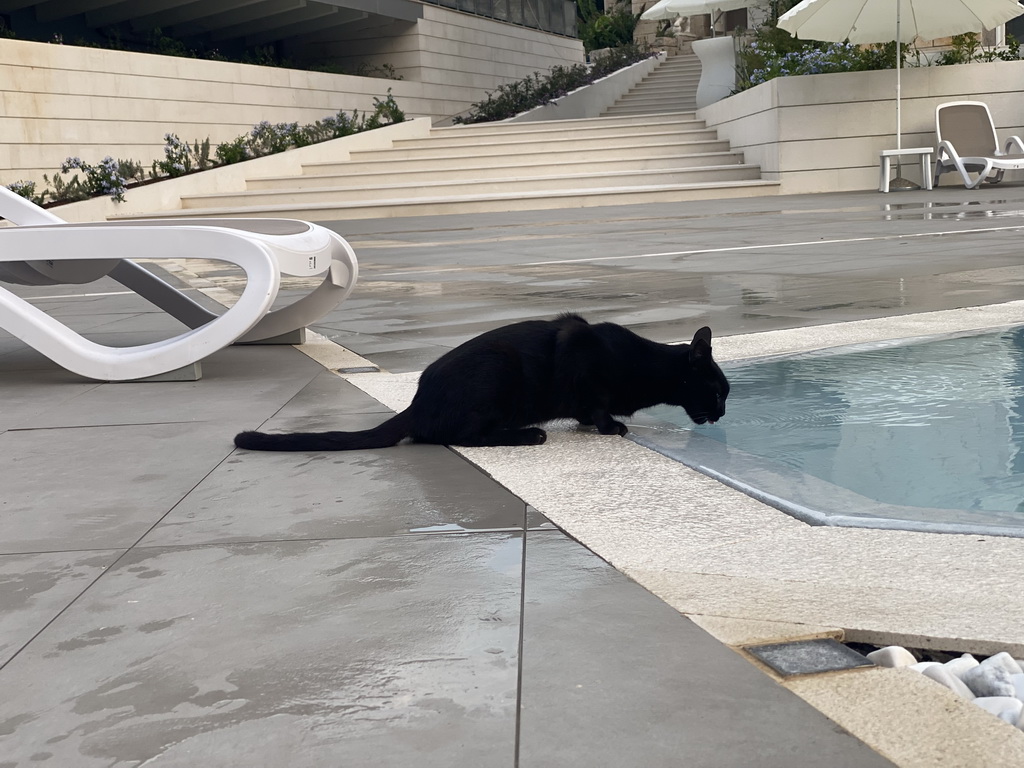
[5,180,45,205]
[736,27,894,92]
[248,121,297,157]
[153,134,212,177]
[43,156,144,203]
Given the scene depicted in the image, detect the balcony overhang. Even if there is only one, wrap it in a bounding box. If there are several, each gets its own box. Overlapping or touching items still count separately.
[0,0,422,46]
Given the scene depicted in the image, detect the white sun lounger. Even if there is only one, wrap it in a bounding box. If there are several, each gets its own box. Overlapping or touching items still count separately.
[0,185,358,381]
[934,101,1024,189]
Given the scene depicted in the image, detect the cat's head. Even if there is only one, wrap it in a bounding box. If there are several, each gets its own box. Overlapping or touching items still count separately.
[676,326,729,425]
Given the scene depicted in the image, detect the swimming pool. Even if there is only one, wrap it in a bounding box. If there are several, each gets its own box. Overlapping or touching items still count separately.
[629,326,1024,537]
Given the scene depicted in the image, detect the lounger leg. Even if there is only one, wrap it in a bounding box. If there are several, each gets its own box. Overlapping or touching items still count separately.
[236,239,358,344]
[236,328,306,345]
[879,155,891,193]
[109,261,218,329]
[126,362,202,382]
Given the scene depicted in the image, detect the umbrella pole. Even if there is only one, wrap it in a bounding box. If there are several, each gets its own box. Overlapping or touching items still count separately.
[896,0,901,153]
[891,0,919,190]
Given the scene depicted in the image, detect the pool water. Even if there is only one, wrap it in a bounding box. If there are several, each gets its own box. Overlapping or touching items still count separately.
[630,327,1024,536]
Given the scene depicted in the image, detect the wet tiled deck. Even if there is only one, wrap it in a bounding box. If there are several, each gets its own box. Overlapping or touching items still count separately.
[4,185,1024,765]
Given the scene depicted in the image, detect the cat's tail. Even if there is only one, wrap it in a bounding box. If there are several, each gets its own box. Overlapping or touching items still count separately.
[233,409,413,452]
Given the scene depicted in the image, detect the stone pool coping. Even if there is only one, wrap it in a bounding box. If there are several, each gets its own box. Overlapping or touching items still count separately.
[298,299,1024,766]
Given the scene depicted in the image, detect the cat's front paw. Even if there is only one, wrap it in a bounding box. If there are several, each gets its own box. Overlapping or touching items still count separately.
[523,427,547,445]
[598,420,628,436]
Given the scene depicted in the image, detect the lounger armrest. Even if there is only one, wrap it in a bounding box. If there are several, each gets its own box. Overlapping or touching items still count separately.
[936,140,963,164]
[935,140,993,189]
[1004,135,1024,155]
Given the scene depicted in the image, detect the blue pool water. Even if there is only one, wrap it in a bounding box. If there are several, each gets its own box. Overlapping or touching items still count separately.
[630,327,1024,536]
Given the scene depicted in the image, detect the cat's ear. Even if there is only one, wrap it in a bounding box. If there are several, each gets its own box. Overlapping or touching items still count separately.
[692,327,712,346]
[689,326,713,362]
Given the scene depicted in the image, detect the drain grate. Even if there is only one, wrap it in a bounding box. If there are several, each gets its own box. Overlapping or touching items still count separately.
[745,638,873,677]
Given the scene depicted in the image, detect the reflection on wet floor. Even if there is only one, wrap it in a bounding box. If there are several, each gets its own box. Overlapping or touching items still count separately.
[883,199,1024,220]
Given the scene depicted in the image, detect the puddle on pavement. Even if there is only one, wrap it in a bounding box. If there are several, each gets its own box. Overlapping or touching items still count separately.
[883,199,1024,221]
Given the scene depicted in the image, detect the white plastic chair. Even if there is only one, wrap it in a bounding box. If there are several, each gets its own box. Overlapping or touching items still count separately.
[0,186,358,381]
[934,101,1024,189]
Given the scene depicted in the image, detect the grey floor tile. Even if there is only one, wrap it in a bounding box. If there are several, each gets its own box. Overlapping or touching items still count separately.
[263,369,392,421]
[0,374,99,431]
[0,535,522,767]
[0,550,120,667]
[18,344,323,429]
[0,423,235,554]
[516,533,894,768]
[141,425,526,546]
[0,344,73,373]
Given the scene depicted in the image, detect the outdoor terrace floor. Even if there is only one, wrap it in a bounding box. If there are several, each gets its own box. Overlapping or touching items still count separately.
[4,185,1024,765]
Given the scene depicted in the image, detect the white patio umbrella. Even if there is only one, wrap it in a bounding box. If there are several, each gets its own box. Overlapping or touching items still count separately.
[778,0,1024,163]
[641,0,750,36]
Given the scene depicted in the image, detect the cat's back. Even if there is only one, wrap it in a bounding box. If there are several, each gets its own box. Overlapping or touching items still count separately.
[434,315,582,362]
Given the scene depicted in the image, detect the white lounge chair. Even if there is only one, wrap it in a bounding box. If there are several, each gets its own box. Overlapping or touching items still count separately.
[934,101,1024,189]
[0,186,358,381]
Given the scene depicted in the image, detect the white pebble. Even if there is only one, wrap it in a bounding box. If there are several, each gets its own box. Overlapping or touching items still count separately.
[909,661,941,673]
[922,664,976,700]
[867,646,917,668]
[1011,673,1024,701]
[943,653,979,680]
[963,664,1016,697]
[981,652,1024,677]
[974,696,1024,726]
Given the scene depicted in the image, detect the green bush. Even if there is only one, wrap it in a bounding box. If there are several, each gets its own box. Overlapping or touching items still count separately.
[577,0,639,53]
[735,24,1021,94]
[453,44,653,124]
[934,32,1020,64]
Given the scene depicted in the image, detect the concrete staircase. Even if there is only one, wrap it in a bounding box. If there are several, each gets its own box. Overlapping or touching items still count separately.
[602,54,701,117]
[131,109,776,222]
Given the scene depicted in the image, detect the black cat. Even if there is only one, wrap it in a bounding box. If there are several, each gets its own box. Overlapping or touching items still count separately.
[234,313,729,452]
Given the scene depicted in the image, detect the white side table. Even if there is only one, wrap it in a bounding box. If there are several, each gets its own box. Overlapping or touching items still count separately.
[879,147,934,193]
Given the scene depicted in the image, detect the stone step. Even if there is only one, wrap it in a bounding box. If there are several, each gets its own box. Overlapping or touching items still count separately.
[354,131,722,161]
[249,151,748,189]
[114,180,780,222]
[606,104,699,116]
[608,95,699,109]
[630,78,702,92]
[392,122,712,149]
[104,54,771,225]
[186,164,764,208]
[656,56,700,67]
[600,54,702,118]
[308,138,733,172]
[431,111,696,135]
[602,105,698,117]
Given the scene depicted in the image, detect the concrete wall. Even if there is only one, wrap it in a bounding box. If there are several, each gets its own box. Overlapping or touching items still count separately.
[698,60,1024,194]
[291,5,583,91]
[0,7,582,188]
